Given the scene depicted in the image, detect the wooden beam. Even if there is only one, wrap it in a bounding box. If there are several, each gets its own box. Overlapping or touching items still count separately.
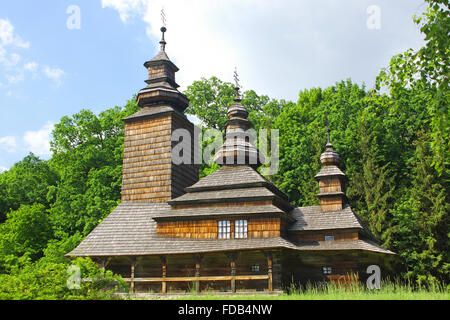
[121,275,269,283]
[263,251,273,292]
[160,256,167,294]
[225,252,239,293]
[193,254,203,293]
[230,260,236,293]
[128,257,137,294]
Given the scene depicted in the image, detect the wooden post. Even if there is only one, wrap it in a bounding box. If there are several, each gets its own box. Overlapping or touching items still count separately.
[129,258,136,294]
[160,256,167,294]
[193,255,203,293]
[264,252,273,292]
[231,260,236,293]
[226,252,239,293]
[99,257,111,271]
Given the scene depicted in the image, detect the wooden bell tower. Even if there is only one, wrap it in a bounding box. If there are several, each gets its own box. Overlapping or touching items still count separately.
[121,26,198,202]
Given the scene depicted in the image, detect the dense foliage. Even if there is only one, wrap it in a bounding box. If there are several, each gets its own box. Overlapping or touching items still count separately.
[0,1,447,299]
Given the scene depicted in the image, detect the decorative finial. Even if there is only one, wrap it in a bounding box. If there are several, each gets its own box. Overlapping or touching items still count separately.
[159,8,167,51]
[324,114,334,150]
[233,67,241,100]
[325,115,331,144]
[161,7,167,27]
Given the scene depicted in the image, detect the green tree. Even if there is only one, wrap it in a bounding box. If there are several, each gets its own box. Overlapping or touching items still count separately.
[377,0,449,174]
[0,257,126,300]
[0,154,57,222]
[48,99,139,237]
[0,204,53,272]
[388,132,449,285]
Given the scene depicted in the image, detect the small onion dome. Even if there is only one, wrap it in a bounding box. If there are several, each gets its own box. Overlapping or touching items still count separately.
[320,141,341,166]
[213,85,265,168]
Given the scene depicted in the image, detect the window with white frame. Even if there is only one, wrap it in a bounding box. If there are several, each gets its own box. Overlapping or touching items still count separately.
[218,220,231,239]
[322,266,332,275]
[251,265,260,272]
[234,220,248,239]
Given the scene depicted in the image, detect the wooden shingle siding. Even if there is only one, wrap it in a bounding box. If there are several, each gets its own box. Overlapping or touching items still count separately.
[157,217,281,239]
[121,110,198,202]
[248,218,281,238]
[319,196,343,212]
[319,178,343,193]
[158,220,218,239]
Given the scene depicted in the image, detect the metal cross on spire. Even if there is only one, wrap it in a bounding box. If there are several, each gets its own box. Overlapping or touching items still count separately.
[161,7,167,27]
[325,115,331,145]
[233,67,241,100]
[159,8,167,51]
[233,67,240,89]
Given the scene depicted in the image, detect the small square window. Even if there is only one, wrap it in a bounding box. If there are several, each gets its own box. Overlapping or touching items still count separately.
[322,266,332,275]
[234,220,248,239]
[324,235,335,241]
[218,221,231,239]
[251,265,260,272]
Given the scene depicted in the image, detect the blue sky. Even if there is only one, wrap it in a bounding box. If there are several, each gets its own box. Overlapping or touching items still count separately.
[0,0,426,171]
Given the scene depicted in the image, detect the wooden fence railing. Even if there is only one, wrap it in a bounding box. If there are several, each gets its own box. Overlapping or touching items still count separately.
[122,275,270,294]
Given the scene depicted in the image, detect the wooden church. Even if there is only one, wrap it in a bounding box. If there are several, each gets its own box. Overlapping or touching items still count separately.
[67,27,396,294]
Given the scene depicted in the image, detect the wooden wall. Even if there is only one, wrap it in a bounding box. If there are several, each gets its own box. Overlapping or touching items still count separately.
[318,177,346,212]
[319,177,343,193]
[289,232,359,242]
[121,111,198,202]
[157,217,281,239]
[280,249,393,289]
[319,196,343,212]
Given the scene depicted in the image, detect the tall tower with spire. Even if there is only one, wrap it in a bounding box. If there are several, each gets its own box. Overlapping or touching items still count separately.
[121,26,198,202]
[314,124,347,212]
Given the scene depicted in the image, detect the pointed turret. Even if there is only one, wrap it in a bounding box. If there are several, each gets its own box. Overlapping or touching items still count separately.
[136,26,189,112]
[314,124,347,212]
[213,73,264,168]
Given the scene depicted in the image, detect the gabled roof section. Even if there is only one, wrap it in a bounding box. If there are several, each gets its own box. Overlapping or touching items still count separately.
[288,205,378,242]
[169,187,276,205]
[170,165,293,212]
[185,165,267,191]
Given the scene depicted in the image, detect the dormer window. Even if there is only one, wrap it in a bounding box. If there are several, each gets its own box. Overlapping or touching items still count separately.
[235,220,248,239]
[218,221,231,239]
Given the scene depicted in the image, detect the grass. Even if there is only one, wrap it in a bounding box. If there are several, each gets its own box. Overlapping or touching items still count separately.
[175,280,449,300]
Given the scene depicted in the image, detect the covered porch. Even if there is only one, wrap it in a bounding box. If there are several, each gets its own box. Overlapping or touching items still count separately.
[95,249,280,294]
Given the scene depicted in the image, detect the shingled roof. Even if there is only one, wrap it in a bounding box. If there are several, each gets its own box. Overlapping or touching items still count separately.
[67,201,393,257]
[185,166,269,191]
[152,204,285,220]
[288,205,378,242]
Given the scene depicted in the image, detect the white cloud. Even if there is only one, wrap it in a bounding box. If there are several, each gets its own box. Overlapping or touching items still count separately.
[0,19,65,90]
[6,72,24,84]
[101,0,147,23]
[24,61,38,72]
[102,0,426,101]
[0,136,17,152]
[23,121,54,156]
[0,18,29,48]
[43,66,65,86]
